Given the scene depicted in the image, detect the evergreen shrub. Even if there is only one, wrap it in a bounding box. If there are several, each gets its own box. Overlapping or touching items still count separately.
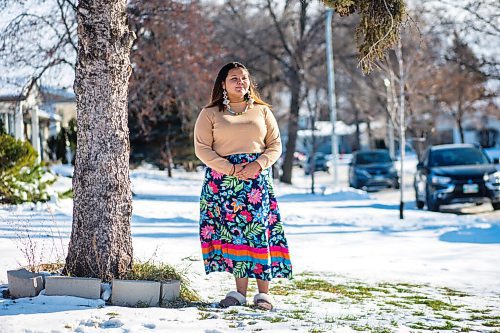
[0,134,56,204]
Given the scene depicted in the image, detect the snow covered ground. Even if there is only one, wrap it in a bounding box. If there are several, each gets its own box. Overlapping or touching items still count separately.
[0,160,499,333]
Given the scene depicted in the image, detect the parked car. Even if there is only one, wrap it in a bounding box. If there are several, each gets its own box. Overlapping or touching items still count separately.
[349,149,399,190]
[303,152,329,175]
[414,144,500,212]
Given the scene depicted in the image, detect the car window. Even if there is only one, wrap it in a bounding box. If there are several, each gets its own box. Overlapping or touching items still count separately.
[356,152,391,165]
[429,148,490,167]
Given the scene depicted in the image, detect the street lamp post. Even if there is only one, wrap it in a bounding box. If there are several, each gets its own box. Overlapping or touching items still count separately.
[384,78,395,160]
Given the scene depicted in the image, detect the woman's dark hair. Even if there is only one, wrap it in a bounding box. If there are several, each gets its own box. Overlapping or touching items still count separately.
[204,62,270,111]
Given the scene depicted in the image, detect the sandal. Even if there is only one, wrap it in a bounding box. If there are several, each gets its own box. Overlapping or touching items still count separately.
[219,291,246,308]
[253,293,273,311]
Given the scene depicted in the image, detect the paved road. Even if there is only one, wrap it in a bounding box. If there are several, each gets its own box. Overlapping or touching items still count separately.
[291,162,500,221]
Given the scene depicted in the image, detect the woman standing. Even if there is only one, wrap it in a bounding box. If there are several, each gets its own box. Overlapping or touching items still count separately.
[194,62,292,310]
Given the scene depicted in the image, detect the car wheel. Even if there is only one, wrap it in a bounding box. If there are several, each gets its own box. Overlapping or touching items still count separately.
[426,187,440,212]
[415,184,424,209]
[493,202,500,210]
[416,200,425,209]
[394,181,400,190]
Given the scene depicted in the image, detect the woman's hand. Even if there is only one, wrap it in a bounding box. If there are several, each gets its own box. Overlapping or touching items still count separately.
[234,161,262,180]
[232,163,248,179]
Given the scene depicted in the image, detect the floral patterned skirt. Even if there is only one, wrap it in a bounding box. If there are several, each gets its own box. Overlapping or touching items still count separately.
[199,153,292,281]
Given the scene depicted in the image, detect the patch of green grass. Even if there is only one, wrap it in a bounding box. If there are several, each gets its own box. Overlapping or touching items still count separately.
[372,328,394,333]
[350,324,371,331]
[483,321,500,327]
[471,315,500,321]
[378,283,413,294]
[262,316,287,323]
[438,313,456,320]
[285,310,306,320]
[58,188,73,199]
[460,327,472,332]
[106,312,119,316]
[198,312,212,320]
[324,316,335,323]
[384,300,410,309]
[409,321,457,330]
[126,261,200,302]
[308,328,326,333]
[413,311,425,316]
[338,315,358,321]
[269,284,294,296]
[403,295,460,311]
[293,278,372,300]
[441,287,469,297]
[322,298,336,302]
[470,309,491,314]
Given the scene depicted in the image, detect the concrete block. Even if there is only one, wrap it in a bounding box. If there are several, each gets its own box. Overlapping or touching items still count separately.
[161,280,181,303]
[7,268,44,298]
[45,276,101,299]
[111,279,161,307]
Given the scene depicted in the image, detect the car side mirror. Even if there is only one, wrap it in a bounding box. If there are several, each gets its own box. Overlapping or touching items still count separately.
[494,157,500,164]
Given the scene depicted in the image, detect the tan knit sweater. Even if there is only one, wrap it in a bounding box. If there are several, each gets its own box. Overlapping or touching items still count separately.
[194,104,282,175]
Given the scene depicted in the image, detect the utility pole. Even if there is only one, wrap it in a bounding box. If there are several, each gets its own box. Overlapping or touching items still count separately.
[326,9,339,189]
[396,35,405,220]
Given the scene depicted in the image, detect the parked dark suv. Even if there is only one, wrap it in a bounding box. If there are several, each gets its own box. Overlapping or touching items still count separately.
[414,144,500,211]
[349,150,399,190]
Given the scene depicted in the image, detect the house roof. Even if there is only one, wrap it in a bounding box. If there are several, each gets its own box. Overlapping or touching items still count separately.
[0,76,35,101]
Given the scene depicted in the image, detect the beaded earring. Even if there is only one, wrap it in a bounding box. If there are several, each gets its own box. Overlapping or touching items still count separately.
[222,89,230,109]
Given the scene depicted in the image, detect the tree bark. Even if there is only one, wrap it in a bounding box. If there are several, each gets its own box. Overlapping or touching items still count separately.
[64,0,135,281]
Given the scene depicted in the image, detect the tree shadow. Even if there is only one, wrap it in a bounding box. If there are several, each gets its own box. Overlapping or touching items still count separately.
[439,224,500,244]
[277,191,370,202]
[133,194,199,202]
[132,215,197,225]
[0,294,105,316]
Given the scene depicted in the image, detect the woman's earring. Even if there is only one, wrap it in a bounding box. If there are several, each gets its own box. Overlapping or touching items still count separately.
[222,89,230,108]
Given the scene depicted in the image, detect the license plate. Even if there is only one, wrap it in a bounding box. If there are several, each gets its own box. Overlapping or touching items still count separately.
[463,184,479,193]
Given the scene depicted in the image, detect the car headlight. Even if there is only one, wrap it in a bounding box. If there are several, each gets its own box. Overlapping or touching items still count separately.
[484,171,500,184]
[388,166,397,174]
[431,175,452,185]
[355,169,371,178]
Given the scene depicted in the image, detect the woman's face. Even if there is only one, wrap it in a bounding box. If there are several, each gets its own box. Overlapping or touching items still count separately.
[223,68,250,101]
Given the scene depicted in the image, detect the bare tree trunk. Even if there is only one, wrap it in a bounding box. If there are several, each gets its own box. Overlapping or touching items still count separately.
[165,137,173,178]
[457,116,465,144]
[354,108,361,151]
[65,0,135,281]
[280,77,301,184]
[367,120,373,149]
[457,98,465,143]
